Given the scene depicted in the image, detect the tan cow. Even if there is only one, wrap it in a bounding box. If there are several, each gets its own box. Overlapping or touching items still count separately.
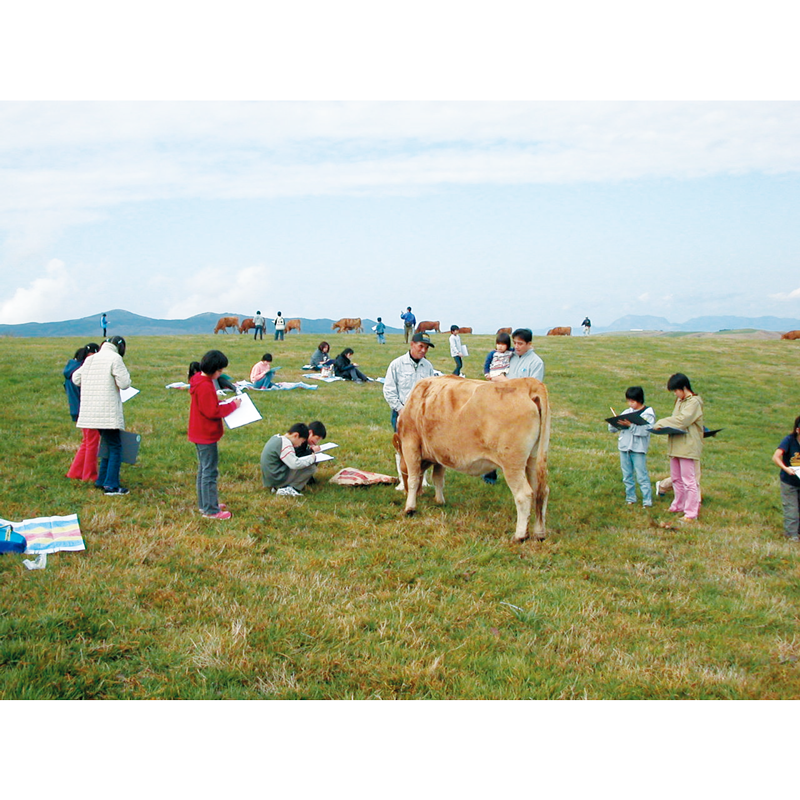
[497,327,512,336]
[547,326,572,336]
[214,316,240,334]
[781,330,800,340]
[456,327,472,334]
[394,375,551,542]
[415,320,441,334]
[239,318,255,334]
[285,318,302,334]
[332,317,363,333]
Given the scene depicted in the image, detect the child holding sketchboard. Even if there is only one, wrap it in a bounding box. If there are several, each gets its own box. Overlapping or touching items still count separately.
[607,386,656,507]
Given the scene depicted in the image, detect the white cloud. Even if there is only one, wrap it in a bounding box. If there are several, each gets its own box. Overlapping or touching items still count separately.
[0,259,73,323]
[164,264,274,319]
[770,287,800,301]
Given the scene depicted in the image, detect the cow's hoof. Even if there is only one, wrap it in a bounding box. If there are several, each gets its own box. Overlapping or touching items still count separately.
[404,508,416,517]
[513,535,529,543]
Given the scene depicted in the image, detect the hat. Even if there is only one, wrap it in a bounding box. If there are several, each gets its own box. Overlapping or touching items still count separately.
[411,333,435,347]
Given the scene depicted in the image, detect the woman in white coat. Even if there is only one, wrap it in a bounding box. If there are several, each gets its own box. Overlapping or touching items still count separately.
[72,336,131,495]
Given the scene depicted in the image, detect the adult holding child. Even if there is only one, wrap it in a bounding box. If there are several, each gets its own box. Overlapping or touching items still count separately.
[772,414,800,541]
[71,336,131,496]
[64,342,101,482]
[492,328,544,381]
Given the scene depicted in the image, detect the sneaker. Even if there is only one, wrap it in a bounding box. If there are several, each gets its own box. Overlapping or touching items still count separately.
[275,486,302,497]
[202,510,232,520]
[198,503,227,512]
[104,487,130,496]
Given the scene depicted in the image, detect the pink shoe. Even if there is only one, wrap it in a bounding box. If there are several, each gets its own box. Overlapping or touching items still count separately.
[202,510,232,520]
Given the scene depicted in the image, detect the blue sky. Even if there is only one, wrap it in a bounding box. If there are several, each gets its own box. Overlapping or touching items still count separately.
[1,98,799,332]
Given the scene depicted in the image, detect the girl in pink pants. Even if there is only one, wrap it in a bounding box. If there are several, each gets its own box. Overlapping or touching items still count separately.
[654,373,704,523]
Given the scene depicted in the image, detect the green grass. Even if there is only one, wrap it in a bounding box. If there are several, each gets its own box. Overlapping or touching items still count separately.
[1,331,800,698]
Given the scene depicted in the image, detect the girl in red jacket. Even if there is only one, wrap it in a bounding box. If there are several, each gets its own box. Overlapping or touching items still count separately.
[188,350,241,519]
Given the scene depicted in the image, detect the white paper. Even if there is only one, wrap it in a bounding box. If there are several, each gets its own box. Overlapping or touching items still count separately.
[23,553,47,570]
[120,386,139,402]
[318,442,339,452]
[791,466,800,476]
[223,394,263,429]
[315,452,335,463]
[460,345,469,357]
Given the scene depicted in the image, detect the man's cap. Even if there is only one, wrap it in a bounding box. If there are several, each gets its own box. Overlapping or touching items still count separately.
[411,333,435,347]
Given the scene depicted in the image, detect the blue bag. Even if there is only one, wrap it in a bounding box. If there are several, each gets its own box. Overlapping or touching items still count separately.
[0,524,27,554]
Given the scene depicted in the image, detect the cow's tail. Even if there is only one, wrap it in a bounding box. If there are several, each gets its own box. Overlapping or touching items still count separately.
[530,382,551,524]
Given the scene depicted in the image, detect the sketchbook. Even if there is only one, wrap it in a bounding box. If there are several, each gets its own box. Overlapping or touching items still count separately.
[605,410,650,429]
[318,442,339,452]
[120,386,139,403]
[651,426,686,436]
[222,394,262,429]
[99,430,141,464]
[704,428,723,438]
[315,452,335,463]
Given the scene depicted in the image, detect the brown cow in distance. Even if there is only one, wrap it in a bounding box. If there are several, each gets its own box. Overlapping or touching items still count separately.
[239,318,255,334]
[416,321,441,334]
[781,330,800,340]
[456,327,472,334]
[285,318,302,334]
[497,327,512,336]
[547,326,572,336]
[394,375,551,542]
[214,316,239,334]
[332,317,363,333]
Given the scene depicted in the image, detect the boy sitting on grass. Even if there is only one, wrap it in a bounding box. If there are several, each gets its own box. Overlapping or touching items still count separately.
[260,422,321,497]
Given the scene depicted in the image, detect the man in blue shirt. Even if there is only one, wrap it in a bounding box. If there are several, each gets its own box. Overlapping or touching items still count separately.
[400,307,416,343]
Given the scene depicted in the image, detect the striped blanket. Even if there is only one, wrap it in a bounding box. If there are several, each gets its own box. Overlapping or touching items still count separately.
[0,514,85,554]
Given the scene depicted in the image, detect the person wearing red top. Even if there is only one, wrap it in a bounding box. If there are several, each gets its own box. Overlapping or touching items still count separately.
[188,350,241,520]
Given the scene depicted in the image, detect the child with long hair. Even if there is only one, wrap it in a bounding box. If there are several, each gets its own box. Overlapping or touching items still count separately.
[653,373,704,523]
[65,342,101,481]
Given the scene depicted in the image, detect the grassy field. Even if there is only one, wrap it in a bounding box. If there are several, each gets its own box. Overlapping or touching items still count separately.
[1,330,799,699]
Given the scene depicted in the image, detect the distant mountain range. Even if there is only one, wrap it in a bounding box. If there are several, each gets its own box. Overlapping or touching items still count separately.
[595,314,800,334]
[0,309,403,338]
[1,309,799,338]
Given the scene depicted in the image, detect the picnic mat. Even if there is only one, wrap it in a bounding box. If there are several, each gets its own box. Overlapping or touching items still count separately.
[329,468,397,486]
[0,513,85,555]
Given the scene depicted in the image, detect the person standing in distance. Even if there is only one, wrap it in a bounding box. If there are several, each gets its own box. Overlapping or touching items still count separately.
[383,332,436,489]
[400,307,416,344]
[101,312,108,338]
[253,310,265,340]
[273,312,286,341]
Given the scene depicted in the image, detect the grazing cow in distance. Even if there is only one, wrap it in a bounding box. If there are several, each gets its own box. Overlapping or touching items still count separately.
[394,375,551,542]
[456,327,472,334]
[497,327,512,336]
[332,317,363,333]
[285,318,302,334]
[214,316,240,334]
[239,318,255,334]
[547,326,572,336]
[416,321,441,334]
[781,330,800,340]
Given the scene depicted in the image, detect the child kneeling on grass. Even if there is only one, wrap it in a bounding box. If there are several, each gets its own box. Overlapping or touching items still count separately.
[188,350,241,520]
[608,386,655,508]
[260,422,319,497]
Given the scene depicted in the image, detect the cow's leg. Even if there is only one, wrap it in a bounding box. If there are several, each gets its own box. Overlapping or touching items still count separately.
[394,453,406,492]
[502,467,533,542]
[432,464,446,505]
[525,453,549,541]
[404,447,423,516]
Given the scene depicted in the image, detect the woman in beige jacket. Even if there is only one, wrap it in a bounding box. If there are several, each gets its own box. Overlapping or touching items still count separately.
[72,336,131,495]
[653,373,704,522]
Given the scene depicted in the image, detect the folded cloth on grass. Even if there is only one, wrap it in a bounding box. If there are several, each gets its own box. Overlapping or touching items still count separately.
[304,374,345,382]
[329,468,397,486]
[0,514,85,555]
[165,381,190,389]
